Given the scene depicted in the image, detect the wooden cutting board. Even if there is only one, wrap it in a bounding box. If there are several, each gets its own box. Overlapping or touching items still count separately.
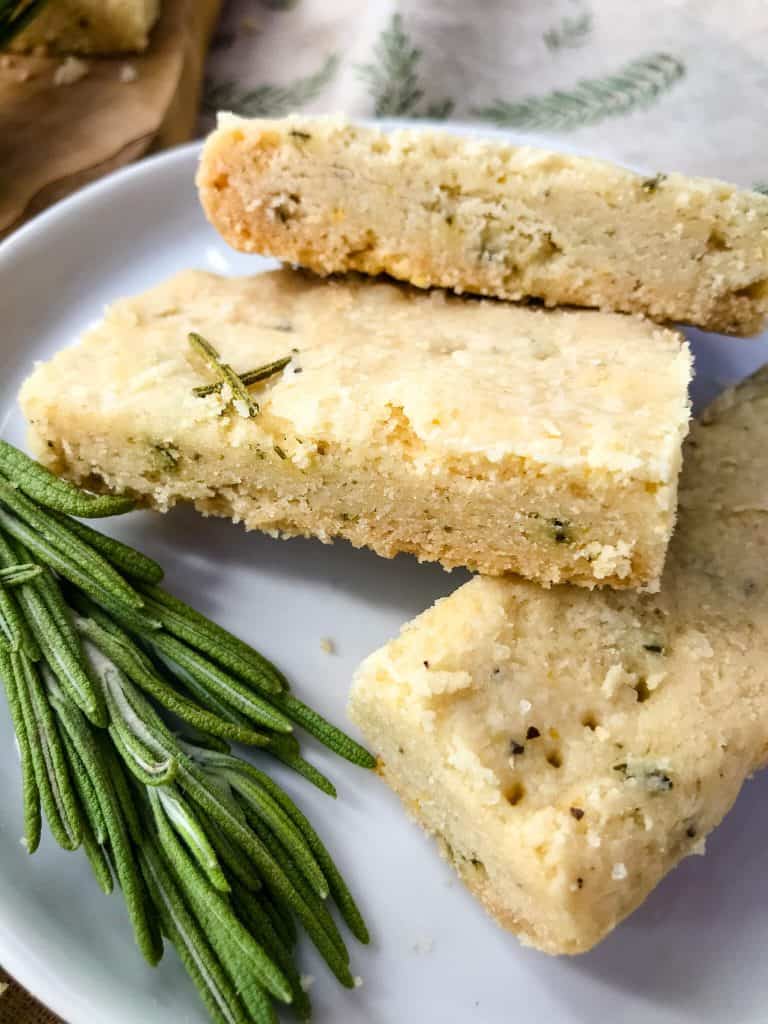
[0,0,222,239]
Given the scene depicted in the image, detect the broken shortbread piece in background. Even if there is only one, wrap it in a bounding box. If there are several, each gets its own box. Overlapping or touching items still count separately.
[10,0,160,55]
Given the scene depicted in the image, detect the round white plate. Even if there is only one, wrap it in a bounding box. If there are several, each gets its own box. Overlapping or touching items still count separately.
[1,129,768,1024]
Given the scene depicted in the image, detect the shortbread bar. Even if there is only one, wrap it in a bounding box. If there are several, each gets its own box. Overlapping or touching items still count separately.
[198,114,768,335]
[349,367,768,954]
[10,0,160,54]
[19,269,690,587]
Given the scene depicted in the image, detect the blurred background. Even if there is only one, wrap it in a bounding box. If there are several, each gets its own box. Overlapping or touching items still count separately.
[1,0,768,1018]
[2,0,768,244]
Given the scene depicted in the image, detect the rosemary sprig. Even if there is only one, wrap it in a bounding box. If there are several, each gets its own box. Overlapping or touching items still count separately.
[0,440,373,1022]
[144,630,293,732]
[193,356,292,398]
[188,333,259,419]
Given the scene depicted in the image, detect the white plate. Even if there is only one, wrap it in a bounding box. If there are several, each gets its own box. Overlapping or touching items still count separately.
[1,129,768,1024]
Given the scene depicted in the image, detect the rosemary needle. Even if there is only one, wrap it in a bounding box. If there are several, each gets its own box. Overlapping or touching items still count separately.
[268,691,377,769]
[81,824,114,896]
[14,651,82,851]
[149,787,293,1006]
[58,724,108,845]
[0,563,42,586]
[109,722,178,787]
[53,513,164,584]
[266,733,338,797]
[144,632,293,734]
[81,580,163,635]
[97,733,144,846]
[193,356,292,398]
[196,807,262,894]
[158,787,230,894]
[188,333,259,419]
[75,614,271,748]
[0,441,133,518]
[93,660,178,787]
[33,565,81,655]
[0,647,41,852]
[139,583,289,691]
[0,579,29,653]
[138,843,249,1024]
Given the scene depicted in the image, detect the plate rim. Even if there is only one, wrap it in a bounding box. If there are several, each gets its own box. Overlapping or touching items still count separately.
[0,139,201,265]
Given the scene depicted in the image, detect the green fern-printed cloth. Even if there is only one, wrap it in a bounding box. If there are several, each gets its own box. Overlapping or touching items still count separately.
[356,13,454,119]
[199,0,765,186]
[474,53,685,131]
[203,54,340,118]
[543,10,593,51]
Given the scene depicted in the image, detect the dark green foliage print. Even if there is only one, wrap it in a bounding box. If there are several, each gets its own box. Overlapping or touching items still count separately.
[357,13,455,119]
[475,53,684,131]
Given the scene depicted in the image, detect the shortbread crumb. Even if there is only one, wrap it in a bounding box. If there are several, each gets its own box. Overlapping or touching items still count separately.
[53,56,89,87]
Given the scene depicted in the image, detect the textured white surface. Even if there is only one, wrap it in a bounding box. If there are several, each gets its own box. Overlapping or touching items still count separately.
[1,135,768,1024]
